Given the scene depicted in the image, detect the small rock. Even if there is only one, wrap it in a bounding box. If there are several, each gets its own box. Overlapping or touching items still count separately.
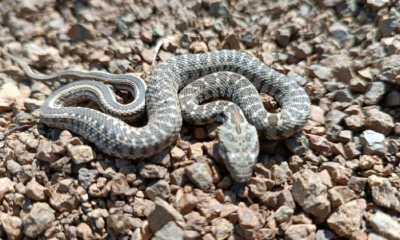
[170,168,187,186]
[306,134,332,157]
[360,130,387,155]
[0,82,20,111]
[170,146,186,161]
[197,194,223,222]
[344,114,364,132]
[344,142,362,159]
[185,162,213,190]
[67,23,99,41]
[368,211,400,240]
[275,206,294,223]
[0,177,13,202]
[1,214,22,240]
[146,179,171,201]
[107,214,131,234]
[386,90,400,107]
[328,186,358,208]
[211,217,234,240]
[248,177,268,198]
[275,28,291,47]
[6,160,21,175]
[292,169,331,218]
[188,143,203,158]
[364,82,386,105]
[327,200,363,237]
[315,229,335,240]
[185,211,206,233]
[78,168,99,190]
[293,42,313,59]
[152,221,184,240]
[189,41,208,53]
[367,0,389,10]
[348,77,368,92]
[309,65,333,81]
[22,202,55,238]
[237,202,260,240]
[36,138,57,162]
[139,163,168,179]
[285,224,316,240]
[364,108,394,136]
[76,222,93,240]
[220,34,241,50]
[110,173,130,196]
[58,178,73,192]
[148,197,185,233]
[50,189,79,212]
[176,193,199,215]
[68,145,95,164]
[328,22,355,49]
[347,176,368,193]
[377,55,400,84]
[368,175,400,212]
[25,178,47,201]
[331,166,352,185]
[320,54,353,82]
[338,130,352,143]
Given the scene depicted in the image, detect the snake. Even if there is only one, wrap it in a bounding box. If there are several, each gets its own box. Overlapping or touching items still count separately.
[0,47,311,182]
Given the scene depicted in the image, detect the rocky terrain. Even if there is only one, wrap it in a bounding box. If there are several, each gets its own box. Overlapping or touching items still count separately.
[0,0,400,239]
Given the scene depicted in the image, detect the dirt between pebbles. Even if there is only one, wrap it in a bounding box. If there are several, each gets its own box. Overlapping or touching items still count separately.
[0,0,400,239]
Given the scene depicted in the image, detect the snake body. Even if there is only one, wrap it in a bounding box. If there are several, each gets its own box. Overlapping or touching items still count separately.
[1,48,311,181]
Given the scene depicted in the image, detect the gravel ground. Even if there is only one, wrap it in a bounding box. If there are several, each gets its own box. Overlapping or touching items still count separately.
[0,0,400,239]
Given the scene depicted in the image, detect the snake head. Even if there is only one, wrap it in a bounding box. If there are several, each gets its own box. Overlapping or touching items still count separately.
[218,119,259,183]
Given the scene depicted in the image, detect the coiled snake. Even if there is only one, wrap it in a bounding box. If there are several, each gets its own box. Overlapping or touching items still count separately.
[1,48,311,182]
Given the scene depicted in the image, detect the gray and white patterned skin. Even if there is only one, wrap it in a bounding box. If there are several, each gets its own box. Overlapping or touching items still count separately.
[179,72,262,182]
[1,48,311,178]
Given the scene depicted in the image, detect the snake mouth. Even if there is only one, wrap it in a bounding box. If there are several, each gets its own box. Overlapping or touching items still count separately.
[231,172,252,182]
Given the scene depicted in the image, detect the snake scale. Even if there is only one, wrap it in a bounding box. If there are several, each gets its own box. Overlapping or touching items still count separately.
[1,47,311,182]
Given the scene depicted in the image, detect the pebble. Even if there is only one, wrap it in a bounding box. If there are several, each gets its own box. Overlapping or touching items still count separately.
[275,28,291,47]
[292,169,331,218]
[185,162,213,190]
[309,64,333,81]
[139,163,168,179]
[148,197,185,233]
[25,178,47,201]
[367,0,389,10]
[386,90,400,107]
[106,214,131,234]
[76,222,93,240]
[152,221,184,240]
[68,145,95,164]
[368,211,400,240]
[211,217,234,240]
[320,54,353,83]
[22,202,55,238]
[364,82,386,105]
[275,205,294,223]
[145,179,171,201]
[237,202,260,239]
[364,108,394,136]
[368,175,400,212]
[176,193,198,215]
[0,82,20,111]
[327,200,364,237]
[360,130,386,155]
[1,214,23,240]
[328,22,355,49]
[285,224,316,240]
